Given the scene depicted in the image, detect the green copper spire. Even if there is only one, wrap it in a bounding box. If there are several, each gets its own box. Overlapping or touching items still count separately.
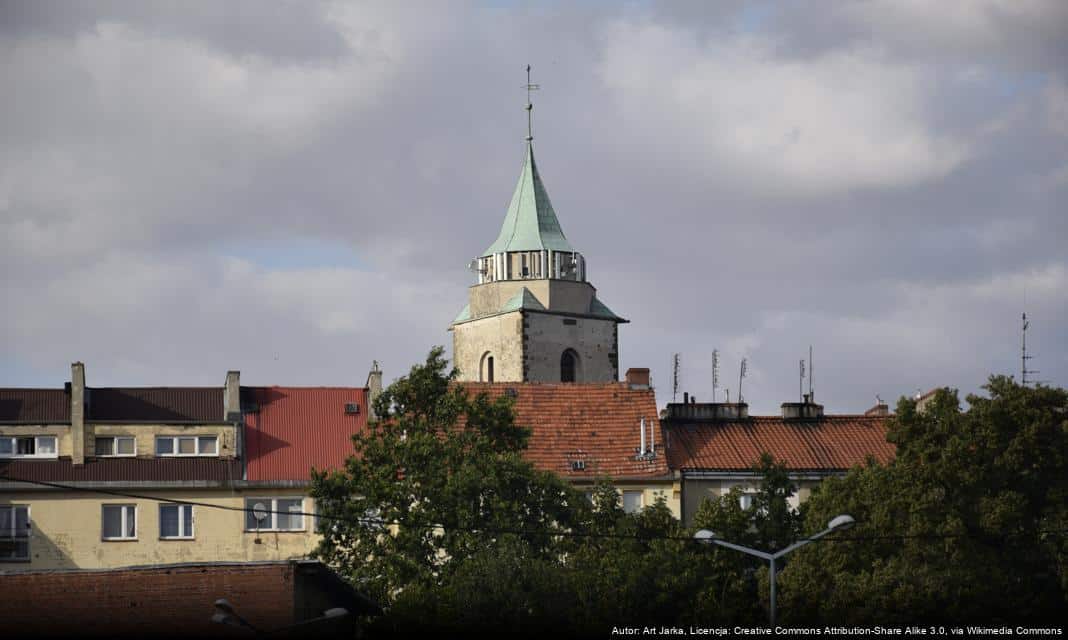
[482,142,575,255]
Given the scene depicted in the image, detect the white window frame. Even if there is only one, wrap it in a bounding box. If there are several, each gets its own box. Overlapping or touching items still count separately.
[158,503,194,540]
[0,435,58,459]
[101,504,137,541]
[154,435,219,457]
[244,497,306,532]
[95,436,137,457]
[739,493,757,511]
[0,505,30,562]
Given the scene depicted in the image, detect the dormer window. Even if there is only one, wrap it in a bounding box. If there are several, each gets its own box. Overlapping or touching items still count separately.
[0,436,57,459]
[155,435,218,457]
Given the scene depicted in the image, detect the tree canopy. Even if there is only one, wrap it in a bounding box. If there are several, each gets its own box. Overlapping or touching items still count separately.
[776,377,1068,624]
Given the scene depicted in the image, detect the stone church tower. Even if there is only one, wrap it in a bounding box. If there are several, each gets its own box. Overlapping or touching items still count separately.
[450,103,627,383]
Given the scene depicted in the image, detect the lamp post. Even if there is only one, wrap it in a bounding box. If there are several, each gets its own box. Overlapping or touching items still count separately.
[211,598,349,637]
[694,514,855,626]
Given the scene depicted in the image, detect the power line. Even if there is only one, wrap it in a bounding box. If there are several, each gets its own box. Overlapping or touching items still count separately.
[3,474,1067,547]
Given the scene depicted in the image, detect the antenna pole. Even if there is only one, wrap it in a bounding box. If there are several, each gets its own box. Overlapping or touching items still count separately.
[738,358,748,405]
[672,353,680,403]
[799,359,805,402]
[712,349,719,403]
[808,345,813,399]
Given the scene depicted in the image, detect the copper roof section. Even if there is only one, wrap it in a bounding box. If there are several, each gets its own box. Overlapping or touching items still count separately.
[664,415,894,472]
[0,457,243,483]
[243,387,369,482]
[0,389,70,423]
[462,382,670,479]
[87,387,223,422]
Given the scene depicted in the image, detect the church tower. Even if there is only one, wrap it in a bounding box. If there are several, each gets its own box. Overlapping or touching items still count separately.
[450,68,626,383]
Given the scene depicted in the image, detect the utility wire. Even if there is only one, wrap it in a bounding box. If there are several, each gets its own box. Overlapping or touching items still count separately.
[3,473,1067,547]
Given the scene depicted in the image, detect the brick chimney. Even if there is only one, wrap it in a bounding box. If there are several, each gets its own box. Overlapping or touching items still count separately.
[224,371,241,421]
[625,368,650,389]
[366,360,383,420]
[71,362,86,465]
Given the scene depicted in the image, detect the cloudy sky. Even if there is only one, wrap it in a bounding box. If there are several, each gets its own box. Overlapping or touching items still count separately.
[2,0,1065,413]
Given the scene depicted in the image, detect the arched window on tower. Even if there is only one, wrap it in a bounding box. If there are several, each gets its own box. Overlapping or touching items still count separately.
[481,352,495,383]
[561,349,579,383]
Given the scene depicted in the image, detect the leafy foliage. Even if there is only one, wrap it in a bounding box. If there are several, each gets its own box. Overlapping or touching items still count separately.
[776,377,1068,624]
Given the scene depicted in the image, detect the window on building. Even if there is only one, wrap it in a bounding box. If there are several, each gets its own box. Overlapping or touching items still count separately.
[481,353,495,383]
[622,490,643,514]
[0,505,30,561]
[561,349,579,383]
[155,435,218,457]
[95,436,136,457]
[159,504,194,539]
[102,504,137,540]
[739,494,755,510]
[244,498,305,532]
[0,436,57,459]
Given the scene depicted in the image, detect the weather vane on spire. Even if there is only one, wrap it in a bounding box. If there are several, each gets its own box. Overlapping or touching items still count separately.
[524,64,540,142]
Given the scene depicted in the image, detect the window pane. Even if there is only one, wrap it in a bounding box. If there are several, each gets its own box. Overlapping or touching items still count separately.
[198,436,217,455]
[0,507,12,535]
[16,438,35,455]
[182,505,193,537]
[622,491,642,514]
[178,438,196,455]
[246,499,270,530]
[103,506,123,538]
[124,506,136,538]
[14,507,28,538]
[37,437,56,455]
[95,437,114,456]
[160,505,180,538]
[277,499,303,530]
[0,439,12,455]
[117,437,135,455]
[156,438,173,455]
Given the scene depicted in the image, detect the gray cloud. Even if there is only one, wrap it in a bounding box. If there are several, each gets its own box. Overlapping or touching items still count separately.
[1,1,1064,413]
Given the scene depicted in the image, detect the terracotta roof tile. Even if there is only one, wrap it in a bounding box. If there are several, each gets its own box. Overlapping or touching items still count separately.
[664,415,894,472]
[462,382,669,479]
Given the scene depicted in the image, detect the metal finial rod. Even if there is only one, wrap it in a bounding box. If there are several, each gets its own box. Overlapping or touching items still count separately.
[524,64,540,142]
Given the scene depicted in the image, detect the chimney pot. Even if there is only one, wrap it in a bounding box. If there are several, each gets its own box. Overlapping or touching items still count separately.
[71,362,86,465]
[224,371,240,421]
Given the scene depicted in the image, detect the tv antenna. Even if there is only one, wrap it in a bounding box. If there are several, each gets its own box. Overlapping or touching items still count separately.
[672,353,681,402]
[808,345,814,399]
[711,349,720,402]
[799,358,806,402]
[738,358,748,404]
[1022,313,1044,386]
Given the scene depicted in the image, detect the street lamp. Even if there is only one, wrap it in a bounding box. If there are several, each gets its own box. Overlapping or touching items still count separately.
[694,514,854,626]
[211,598,350,636]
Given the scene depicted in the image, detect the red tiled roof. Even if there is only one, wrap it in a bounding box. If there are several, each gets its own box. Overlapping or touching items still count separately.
[243,387,369,482]
[462,382,670,479]
[0,389,70,423]
[87,387,223,422]
[0,457,243,483]
[664,415,894,472]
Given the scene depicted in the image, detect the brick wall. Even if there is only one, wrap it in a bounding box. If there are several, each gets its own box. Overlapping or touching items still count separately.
[0,562,296,637]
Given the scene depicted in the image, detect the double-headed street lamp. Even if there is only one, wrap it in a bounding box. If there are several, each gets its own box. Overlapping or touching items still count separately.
[694,514,855,626]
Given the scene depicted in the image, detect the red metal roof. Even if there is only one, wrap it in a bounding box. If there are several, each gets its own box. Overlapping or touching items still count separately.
[0,389,70,423]
[243,387,369,482]
[664,415,894,472]
[462,382,670,479]
[87,387,223,422]
[0,457,243,483]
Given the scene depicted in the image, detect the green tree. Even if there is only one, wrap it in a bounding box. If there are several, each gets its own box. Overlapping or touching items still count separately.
[776,378,1068,624]
[310,347,588,634]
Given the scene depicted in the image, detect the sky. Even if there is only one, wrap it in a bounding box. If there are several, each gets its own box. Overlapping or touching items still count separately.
[2,0,1066,414]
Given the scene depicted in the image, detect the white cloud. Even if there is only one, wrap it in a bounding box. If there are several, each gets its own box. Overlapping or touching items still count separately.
[597,20,969,196]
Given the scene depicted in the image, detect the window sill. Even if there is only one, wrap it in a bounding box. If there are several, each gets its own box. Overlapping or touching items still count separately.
[101,538,138,542]
[243,529,307,534]
[159,537,195,541]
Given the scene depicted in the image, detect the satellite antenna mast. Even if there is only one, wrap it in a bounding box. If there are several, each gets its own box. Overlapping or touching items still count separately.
[799,358,806,402]
[711,349,720,402]
[738,358,748,404]
[672,353,681,402]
